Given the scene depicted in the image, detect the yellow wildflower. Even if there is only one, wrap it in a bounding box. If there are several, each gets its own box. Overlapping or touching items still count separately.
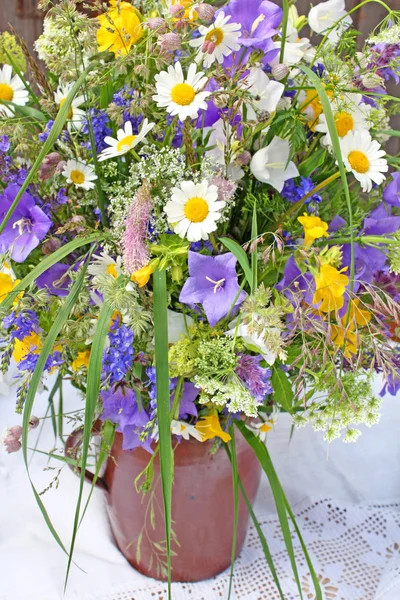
[313,264,349,312]
[72,349,91,372]
[298,213,329,247]
[195,414,232,444]
[97,1,144,57]
[0,272,21,304]
[131,264,154,288]
[331,322,358,358]
[300,86,333,130]
[13,332,42,362]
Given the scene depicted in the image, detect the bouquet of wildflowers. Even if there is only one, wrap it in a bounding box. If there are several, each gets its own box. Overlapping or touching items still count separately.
[0,0,400,594]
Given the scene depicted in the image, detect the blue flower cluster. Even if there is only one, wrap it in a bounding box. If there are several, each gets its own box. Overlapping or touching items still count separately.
[3,310,39,340]
[282,176,322,213]
[112,86,143,132]
[81,108,112,153]
[19,351,63,373]
[102,318,135,384]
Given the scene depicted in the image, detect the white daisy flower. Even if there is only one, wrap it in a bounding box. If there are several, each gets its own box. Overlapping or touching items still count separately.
[189,11,241,68]
[247,406,280,442]
[54,82,86,131]
[164,180,225,242]
[308,0,352,44]
[153,61,211,121]
[88,252,123,279]
[98,119,155,162]
[250,137,299,192]
[171,420,204,442]
[340,130,388,193]
[62,159,97,190]
[0,64,29,117]
[315,94,372,147]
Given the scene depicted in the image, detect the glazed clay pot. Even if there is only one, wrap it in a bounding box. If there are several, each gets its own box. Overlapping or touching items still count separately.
[66,427,262,582]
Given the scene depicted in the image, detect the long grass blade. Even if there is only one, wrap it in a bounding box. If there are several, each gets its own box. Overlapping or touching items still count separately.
[227,427,239,599]
[220,236,253,289]
[0,233,104,312]
[251,201,258,292]
[21,255,92,557]
[153,268,173,598]
[0,66,94,234]
[64,300,114,588]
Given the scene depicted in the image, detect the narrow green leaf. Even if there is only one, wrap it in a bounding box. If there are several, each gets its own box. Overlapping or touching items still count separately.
[0,101,46,122]
[271,366,294,412]
[225,445,285,600]
[21,257,91,558]
[153,269,173,599]
[251,202,258,293]
[0,67,94,234]
[279,0,289,64]
[227,427,239,599]
[235,421,304,600]
[298,148,327,177]
[220,237,252,289]
[29,448,79,466]
[373,129,400,137]
[65,300,114,588]
[0,233,104,312]
[100,80,114,109]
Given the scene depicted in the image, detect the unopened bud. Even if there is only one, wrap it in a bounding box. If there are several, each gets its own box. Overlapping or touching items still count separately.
[38,152,62,180]
[202,39,216,54]
[272,63,289,81]
[146,17,167,33]
[236,150,252,165]
[158,32,181,52]
[213,93,229,108]
[29,416,40,430]
[170,4,185,18]
[9,425,22,438]
[42,237,62,255]
[196,3,215,23]
[170,264,183,282]
[361,72,384,89]
[257,110,271,123]
[3,436,22,453]
[276,97,291,111]
[174,19,187,31]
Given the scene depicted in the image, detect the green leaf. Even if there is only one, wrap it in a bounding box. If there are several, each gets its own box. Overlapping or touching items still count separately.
[235,421,321,600]
[0,233,104,312]
[100,80,114,109]
[0,66,94,234]
[220,237,253,289]
[272,366,294,412]
[279,0,289,64]
[65,300,114,588]
[298,148,327,178]
[153,269,173,599]
[21,256,92,559]
[373,129,400,137]
[0,101,47,122]
[225,445,285,600]
[251,202,258,293]
[227,427,239,599]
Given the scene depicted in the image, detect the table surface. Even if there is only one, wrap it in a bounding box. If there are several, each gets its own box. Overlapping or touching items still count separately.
[0,372,399,600]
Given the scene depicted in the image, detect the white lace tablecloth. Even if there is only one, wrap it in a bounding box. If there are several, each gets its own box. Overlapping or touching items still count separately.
[0,373,399,600]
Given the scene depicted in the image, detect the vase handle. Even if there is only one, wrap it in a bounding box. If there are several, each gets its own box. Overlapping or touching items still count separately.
[65,420,108,491]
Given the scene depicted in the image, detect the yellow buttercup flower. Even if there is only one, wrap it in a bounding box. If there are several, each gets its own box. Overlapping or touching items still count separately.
[97,1,144,57]
[13,332,42,362]
[298,213,329,247]
[331,322,358,358]
[131,264,154,288]
[0,273,22,304]
[72,349,91,372]
[195,414,232,443]
[313,264,349,312]
[349,299,372,327]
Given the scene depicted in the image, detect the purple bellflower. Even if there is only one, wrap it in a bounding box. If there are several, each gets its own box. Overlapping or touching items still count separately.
[179,251,247,327]
[0,184,51,262]
[383,172,400,207]
[36,263,71,297]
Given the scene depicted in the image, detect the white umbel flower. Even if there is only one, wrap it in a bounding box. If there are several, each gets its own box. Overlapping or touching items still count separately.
[98,119,155,162]
[171,420,204,442]
[0,65,29,117]
[164,180,225,242]
[153,62,211,121]
[340,130,388,193]
[189,11,241,68]
[308,0,352,44]
[315,94,371,147]
[88,252,123,279]
[62,159,97,190]
[250,137,299,192]
[54,82,86,131]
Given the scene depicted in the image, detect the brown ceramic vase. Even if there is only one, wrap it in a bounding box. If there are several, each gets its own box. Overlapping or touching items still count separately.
[66,427,262,582]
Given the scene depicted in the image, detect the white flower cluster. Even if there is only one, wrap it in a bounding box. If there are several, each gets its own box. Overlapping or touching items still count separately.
[194,374,262,418]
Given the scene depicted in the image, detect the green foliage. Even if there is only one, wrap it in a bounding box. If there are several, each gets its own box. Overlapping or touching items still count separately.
[0,32,26,72]
[337,28,362,58]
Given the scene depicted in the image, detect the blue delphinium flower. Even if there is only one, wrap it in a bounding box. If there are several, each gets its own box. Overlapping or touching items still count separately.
[102,318,135,384]
[282,176,322,212]
[5,310,40,340]
[81,108,112,153]
[39,120,54,142]
[19,350,63,373]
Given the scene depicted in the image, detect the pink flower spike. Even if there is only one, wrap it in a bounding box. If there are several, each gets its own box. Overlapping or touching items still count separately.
[122,182,152,275]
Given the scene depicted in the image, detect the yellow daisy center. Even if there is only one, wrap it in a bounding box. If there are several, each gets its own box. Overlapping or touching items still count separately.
[205,27,224,46]
[117,134,137,152]
[348,150,369,174]
[70,169,85,185]
[106,263,118,278]
[335,111,354,137]
[171,83,196,106]
[184,197,209,223]
[260,422,272,433]
[59,98,73,120]
[0,83,14,102]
